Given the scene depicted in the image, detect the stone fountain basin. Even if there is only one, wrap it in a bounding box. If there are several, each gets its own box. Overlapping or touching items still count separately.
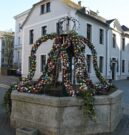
[11,90,123,135]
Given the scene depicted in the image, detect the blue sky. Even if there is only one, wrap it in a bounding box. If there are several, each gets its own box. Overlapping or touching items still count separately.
[0,0,38,31]
[0,0,128,31]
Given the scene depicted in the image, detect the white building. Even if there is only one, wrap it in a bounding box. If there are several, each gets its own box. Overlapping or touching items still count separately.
[0,31,14,74]
[121,25,129,79]
[14,0,129,81]
[13,9,30,68]
[107,19,129,80]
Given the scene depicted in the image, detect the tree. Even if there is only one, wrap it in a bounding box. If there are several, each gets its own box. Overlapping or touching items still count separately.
[2,32,14,68]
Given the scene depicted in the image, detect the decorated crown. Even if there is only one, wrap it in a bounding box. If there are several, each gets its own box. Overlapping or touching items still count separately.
[57,16,80,34]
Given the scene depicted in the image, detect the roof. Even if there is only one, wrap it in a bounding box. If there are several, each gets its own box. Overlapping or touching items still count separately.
[62,0,81,9]
[21,0,46,28]
[21,0,81,28]
[76,8,107,26]
[0,31,14,38]
[121,25,129,31]
[0,31,6,37]
[106,19,115,24]
[14,9,31,20]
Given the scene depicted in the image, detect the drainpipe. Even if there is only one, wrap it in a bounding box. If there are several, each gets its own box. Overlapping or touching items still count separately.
[120,35,122,79]
[105,26,109,79]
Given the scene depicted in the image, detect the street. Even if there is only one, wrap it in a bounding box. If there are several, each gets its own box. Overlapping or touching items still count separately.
[0,76,18,135]
[0,77,128,135]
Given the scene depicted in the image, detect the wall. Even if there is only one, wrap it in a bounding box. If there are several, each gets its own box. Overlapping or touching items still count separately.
[16,0,129,81]
[14,9,30,68]
[77,15,107,82]
[121,36,129,79]
[22,0,76,79]
[108,20,129,80]
[11,90,123,135]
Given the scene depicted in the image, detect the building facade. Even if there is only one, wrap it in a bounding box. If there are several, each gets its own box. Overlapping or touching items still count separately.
[14,0,129,82]
[13,9,30,68]
[0,31,14,74]
[107,20,129,80]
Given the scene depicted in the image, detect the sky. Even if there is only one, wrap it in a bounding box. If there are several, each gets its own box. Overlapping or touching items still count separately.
[0,0,129,31]
[0,0,38,31]
[74,0,129,26]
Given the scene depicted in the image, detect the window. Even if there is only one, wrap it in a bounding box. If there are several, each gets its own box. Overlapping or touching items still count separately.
[2,49,4,55]
[41,4,45,14]
[117,61,119,72]
[122,60,125,73]
[2,58,4,63]
[41,55,46,72]
[122,38,125,51]
[128,61,129,72]
[46,2,50,13]
[87,55,91,73]
[56,22,63,34]
[87,24,92,42]
[18,37,21,46]
[18,23,21,32]
[17,51,20,62]
[42,26,47,36]
[2,39,5,47]
[29,29,34,44]
[99,29,104,44]
[41,2,50,14]
[113,34,116,48]
[99,56,104,73]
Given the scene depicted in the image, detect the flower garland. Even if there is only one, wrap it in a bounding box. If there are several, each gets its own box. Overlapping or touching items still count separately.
[80,36,109,86]
[13,32,114,120]
[28,33,58,80]
[15,32,111,95]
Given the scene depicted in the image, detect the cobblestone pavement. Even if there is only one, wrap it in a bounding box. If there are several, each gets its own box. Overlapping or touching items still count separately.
[0,76,18,135]
[113,80,129,105]
[95,80,129,135]
[0,76,19,87]
[0,76,128,135]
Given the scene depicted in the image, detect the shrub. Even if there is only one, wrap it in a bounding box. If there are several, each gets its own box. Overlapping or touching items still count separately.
[3,84,17,114]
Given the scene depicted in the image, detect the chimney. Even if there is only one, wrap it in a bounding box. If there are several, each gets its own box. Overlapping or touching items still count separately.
[78,1,81,6]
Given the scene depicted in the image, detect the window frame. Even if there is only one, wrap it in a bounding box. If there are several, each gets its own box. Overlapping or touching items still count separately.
[87,54,91,73]
[40,4,45,14]
[29,29,34,44]
[40,2,51,15]
[112,33,116,48]
[122,60,125,73]
[18,37,21,46]
[46,2,51,13]
[87,23,92,42]
[99,56,104,73]
[18,23,21,32]
[122,38,125,51]
[56,21,63,34]
[128,61,129,72]
[41,26,47,36]
[40,54,47,72]
[2,48,4,55]
[99,28,104,44]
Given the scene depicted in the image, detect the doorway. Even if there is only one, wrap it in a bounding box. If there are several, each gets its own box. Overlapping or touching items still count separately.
[112,63,116,80]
